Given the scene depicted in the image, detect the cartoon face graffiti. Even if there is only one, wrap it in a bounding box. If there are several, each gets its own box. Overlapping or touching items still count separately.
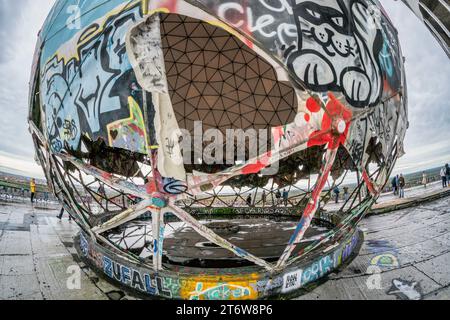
[288,0,383,107]
[388,279,422,300]
[295,1,356,57]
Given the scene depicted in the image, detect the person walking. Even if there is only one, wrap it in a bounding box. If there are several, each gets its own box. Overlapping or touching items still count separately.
[30,178,36,203]
[395,175,400,195]
[422,171,428,189]
[446,164,450,188]
[333,186,340,204]
[399,174,406,198]
[275,190,282,206]
[282,189,289,207]
[57,207,72,221]
[391,176,398,195]
[261,190,267,207]
[441,166,447,188]
[343,187,350,202]
[246,194,252,207]
[97,184,108,211]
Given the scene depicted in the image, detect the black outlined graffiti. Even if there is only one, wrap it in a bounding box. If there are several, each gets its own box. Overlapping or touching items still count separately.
[165,137,176,157]
[287,0,383,108]
[41,3,146,153]
[162,178,189,195]
[197,0,298,53]
[387,279,422,300]
[195,0,403,109]
[63,119,79,141]
[347,117,367,164]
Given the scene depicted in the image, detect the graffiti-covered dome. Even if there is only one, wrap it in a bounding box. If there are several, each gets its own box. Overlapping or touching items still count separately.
[29,0,408,300]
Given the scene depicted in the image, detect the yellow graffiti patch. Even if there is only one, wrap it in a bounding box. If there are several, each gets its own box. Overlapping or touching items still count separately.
[107,96,149,154]
[371,253,399,268]
[179,274,260,301]
[142,0,149,15]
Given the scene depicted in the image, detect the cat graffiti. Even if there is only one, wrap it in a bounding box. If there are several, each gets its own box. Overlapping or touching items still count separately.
[387,279,422,300]
[287,0,384,108]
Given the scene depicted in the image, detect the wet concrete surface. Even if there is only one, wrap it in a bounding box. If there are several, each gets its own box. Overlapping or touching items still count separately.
[296,196,450,300]
[0,202,108,300]
[1,195,449,300]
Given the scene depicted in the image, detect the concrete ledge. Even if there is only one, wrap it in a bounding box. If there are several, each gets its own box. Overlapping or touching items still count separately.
[369,188,450,216]
[75,229,363,300]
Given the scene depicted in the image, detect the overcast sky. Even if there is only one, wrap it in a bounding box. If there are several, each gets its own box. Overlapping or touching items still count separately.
[0,0,449,179]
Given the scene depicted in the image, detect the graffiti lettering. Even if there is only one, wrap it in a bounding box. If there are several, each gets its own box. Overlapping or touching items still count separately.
[281,269,303,293]
[41,3,146,153]
[216,0,297,47]
[102,256,172,298]
[189,282,252,300]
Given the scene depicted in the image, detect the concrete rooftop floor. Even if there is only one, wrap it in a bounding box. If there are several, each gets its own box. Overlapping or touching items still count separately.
[1,192,449,300]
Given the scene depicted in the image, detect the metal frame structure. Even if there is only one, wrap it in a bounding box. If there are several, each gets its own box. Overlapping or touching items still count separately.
[28,0,409,299]
[29,95,400,273]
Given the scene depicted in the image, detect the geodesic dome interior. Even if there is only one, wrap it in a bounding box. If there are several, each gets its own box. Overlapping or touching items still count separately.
[162,13,299,134]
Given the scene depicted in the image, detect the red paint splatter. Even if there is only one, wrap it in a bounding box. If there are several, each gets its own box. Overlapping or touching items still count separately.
[129,124,145,137]
[306,97,321,113]
[286,149,337,256]
[304,113,311,122]
[304,152,335,215]
[241,153,271,175]
[146,178,158,194]
[307,93,352,150]
[242,162,267,175]
[272,126,285,146]
[362,170,377,195]
[161,0,177,12]
[101,172,112,179]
